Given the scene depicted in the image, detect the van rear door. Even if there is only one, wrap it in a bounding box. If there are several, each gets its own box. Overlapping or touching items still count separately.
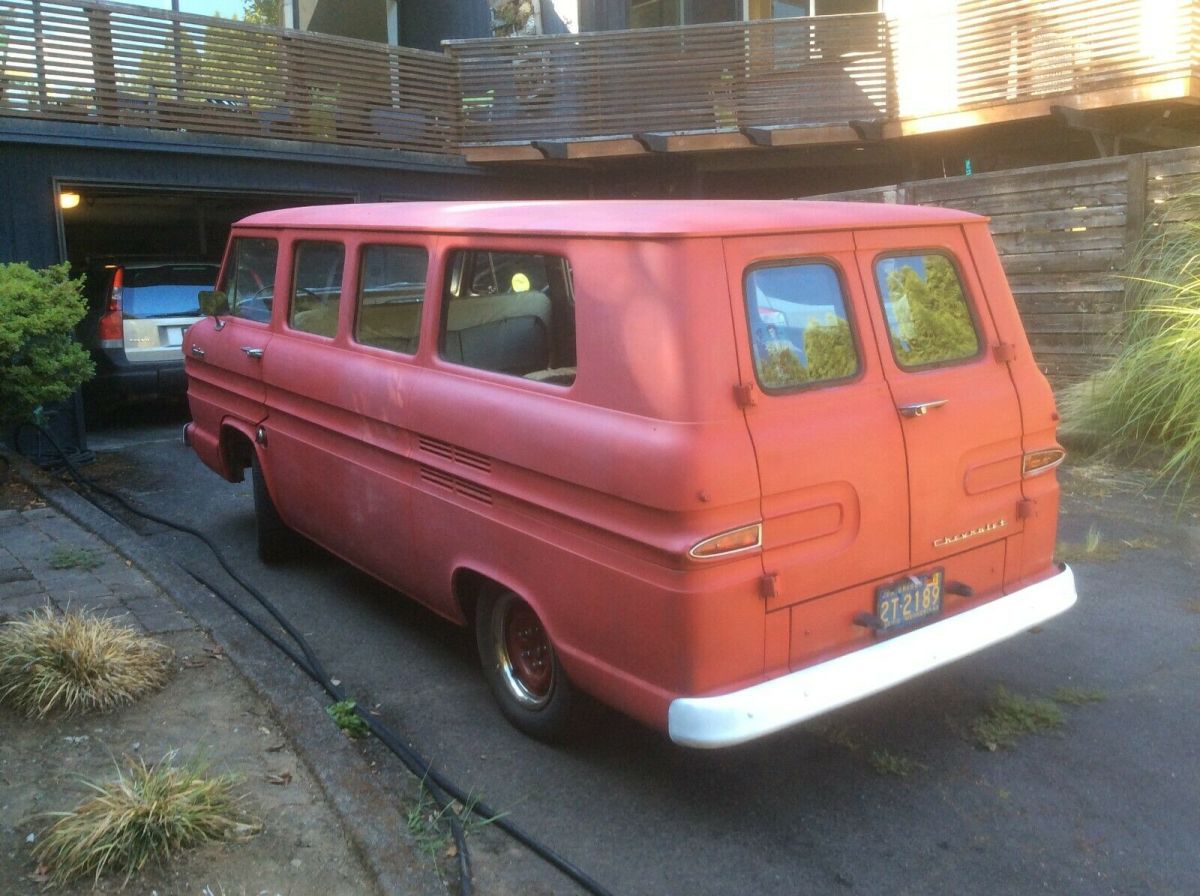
[722,232,909,614]
[852,225,1026,573]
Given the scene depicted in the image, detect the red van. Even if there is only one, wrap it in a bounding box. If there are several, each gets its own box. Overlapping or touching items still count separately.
[184,200,1075,747]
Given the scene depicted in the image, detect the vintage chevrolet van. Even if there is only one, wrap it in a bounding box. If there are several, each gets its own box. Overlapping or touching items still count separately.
[184,200,1076,747]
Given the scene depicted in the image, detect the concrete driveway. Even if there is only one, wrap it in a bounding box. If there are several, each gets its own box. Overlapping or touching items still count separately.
[73,409,1200,896]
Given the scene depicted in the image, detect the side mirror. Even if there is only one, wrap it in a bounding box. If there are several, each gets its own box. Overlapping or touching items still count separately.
[199,290,229,317]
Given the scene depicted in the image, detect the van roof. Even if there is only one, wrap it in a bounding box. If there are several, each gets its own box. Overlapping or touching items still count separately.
[236,200,984,238]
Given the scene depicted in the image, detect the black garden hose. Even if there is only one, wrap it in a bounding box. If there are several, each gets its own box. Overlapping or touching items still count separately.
[21,423,614,896]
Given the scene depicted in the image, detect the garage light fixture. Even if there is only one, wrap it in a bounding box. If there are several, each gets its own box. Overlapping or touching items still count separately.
[59,191,81,210]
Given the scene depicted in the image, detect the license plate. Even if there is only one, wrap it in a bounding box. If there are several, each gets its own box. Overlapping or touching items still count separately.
[165,327,184,347]
[875,568,943,633]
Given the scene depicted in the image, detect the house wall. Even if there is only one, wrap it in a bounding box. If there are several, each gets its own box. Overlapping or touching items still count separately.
[815,145,1200,385]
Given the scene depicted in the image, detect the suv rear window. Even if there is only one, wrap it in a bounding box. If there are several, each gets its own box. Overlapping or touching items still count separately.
[120,264,218,318]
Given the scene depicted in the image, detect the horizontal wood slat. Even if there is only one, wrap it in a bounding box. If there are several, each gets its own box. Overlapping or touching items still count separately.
[0,0,461,153]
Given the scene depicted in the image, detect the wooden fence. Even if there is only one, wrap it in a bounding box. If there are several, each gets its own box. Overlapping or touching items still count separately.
[816,145,1200,384]
[0,0,460,154]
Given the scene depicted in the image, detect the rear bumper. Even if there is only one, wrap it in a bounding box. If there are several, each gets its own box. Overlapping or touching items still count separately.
[668,565,1077,748]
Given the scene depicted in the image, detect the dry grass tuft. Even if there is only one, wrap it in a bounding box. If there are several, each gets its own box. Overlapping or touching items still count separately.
[33,752,260,886]
[970,687,1064,751]
[0,607,172,717]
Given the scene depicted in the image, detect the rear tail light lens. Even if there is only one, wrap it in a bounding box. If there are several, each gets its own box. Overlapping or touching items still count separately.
[1023,447,1066,477]
[689,523,763,560]
[98,268,124,347]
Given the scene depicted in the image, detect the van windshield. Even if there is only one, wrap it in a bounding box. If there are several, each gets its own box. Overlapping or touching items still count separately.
[122,265,219,318]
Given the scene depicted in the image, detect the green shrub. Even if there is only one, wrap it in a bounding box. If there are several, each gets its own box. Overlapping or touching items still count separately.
[1064,193,1200,494]
[0,261,94,427]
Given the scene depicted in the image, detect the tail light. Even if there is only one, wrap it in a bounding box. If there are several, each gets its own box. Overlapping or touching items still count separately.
[689,523,763,560]
[1023,447,1066,477]
[98,267,124,347]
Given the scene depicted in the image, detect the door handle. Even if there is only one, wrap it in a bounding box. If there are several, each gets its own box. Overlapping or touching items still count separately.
[898,399,948,418]
[189,344,205,358]
[241,346,265,359]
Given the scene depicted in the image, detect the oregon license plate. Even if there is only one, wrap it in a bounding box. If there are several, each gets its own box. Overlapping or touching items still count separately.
[875,568,944,633]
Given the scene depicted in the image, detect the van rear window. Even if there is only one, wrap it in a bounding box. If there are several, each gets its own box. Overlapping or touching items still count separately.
[745,262,859,392]
[874,253,980,368]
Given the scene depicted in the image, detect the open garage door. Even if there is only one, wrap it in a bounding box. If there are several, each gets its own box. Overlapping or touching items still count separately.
[56,184,349,431]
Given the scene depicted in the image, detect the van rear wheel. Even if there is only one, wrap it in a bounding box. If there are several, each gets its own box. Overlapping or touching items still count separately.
[476,590,573,741]
[251,456,297,563]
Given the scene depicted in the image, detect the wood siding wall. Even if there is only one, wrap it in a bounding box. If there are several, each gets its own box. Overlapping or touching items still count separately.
[816,145,1200,385]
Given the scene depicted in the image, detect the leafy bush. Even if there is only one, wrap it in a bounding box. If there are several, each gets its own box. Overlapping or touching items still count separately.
[1063,194,1200,493]
[0,261,94,427]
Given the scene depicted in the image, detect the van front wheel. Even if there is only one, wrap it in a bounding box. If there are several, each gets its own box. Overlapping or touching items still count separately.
[476,590,573,741]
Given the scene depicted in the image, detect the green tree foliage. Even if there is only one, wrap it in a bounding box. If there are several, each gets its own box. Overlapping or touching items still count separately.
[240,0,282,26]
[0,263,94,427]
[804,315,857,381]
[757,346,809,389]
[885,256,978,367]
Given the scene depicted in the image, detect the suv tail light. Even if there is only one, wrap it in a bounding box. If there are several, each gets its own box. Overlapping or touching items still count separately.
[98,267,124,347]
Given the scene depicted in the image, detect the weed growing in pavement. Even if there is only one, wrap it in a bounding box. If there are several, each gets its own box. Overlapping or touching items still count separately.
[0,607,171,717]
[867,748,925,777]
[32,751,260,887]
[1051,686,1108,706]
[812,723,925,777]
[326,698,370,738]
[406,782,503,863]
[47,543,103,571]
[1056,525,1122,564]
[969,687,1064,751]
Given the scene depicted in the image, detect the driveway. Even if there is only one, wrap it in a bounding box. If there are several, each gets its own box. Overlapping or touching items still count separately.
[75,410,1200,896]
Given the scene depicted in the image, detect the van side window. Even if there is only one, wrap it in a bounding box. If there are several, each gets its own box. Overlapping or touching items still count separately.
[221,237,278,323]
[355,245,429,354]
[745,262,859,391]
[874,253,981,369]
[289,241,345,338]
[441,250,576,386]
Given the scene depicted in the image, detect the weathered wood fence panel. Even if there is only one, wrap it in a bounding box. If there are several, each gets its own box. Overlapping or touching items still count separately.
[816,145,1200,386]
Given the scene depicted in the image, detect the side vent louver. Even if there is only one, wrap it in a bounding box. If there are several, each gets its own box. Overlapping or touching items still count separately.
[419,466,493,505]
[418,436,491,473]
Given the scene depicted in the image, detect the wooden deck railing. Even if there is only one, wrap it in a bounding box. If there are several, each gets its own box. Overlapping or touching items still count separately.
[0,0,1196,158]
[444,14,894,145]
[0,0,460,154]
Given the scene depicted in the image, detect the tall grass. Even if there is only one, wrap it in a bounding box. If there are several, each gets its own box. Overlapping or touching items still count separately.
[1064,191,1200,495]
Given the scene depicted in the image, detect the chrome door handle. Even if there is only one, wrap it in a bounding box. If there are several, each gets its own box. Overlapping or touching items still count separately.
[241,346,264,359]
[898,399,948,418]
[189,344,205,358]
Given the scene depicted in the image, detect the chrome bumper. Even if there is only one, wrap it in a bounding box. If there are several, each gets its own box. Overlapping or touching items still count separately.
[668,566,1077,748]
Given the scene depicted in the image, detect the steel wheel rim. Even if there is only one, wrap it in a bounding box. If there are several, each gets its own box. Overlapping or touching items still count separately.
[493,594,554,709]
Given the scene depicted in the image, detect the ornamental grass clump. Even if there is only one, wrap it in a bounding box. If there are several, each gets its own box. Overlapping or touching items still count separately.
[1064,194,1200,495]
[33,752,260,887]
[0,607,171,717]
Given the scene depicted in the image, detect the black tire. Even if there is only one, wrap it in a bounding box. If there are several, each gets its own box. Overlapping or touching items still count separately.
[476,589,574,741]
[251,455,296,563]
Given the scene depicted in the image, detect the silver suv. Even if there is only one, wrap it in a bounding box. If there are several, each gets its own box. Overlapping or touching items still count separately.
[81,261,218,400]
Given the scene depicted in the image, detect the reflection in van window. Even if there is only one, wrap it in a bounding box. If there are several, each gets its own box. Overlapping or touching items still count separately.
[875,254,980,368]
[745,262,858,391]
[221,237,278,322]
[442,250,576,386]
[355,245,429,354]
[289,241,345,338]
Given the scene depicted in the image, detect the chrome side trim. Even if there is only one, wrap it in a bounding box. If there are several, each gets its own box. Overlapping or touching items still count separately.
[668,566,1077,748]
